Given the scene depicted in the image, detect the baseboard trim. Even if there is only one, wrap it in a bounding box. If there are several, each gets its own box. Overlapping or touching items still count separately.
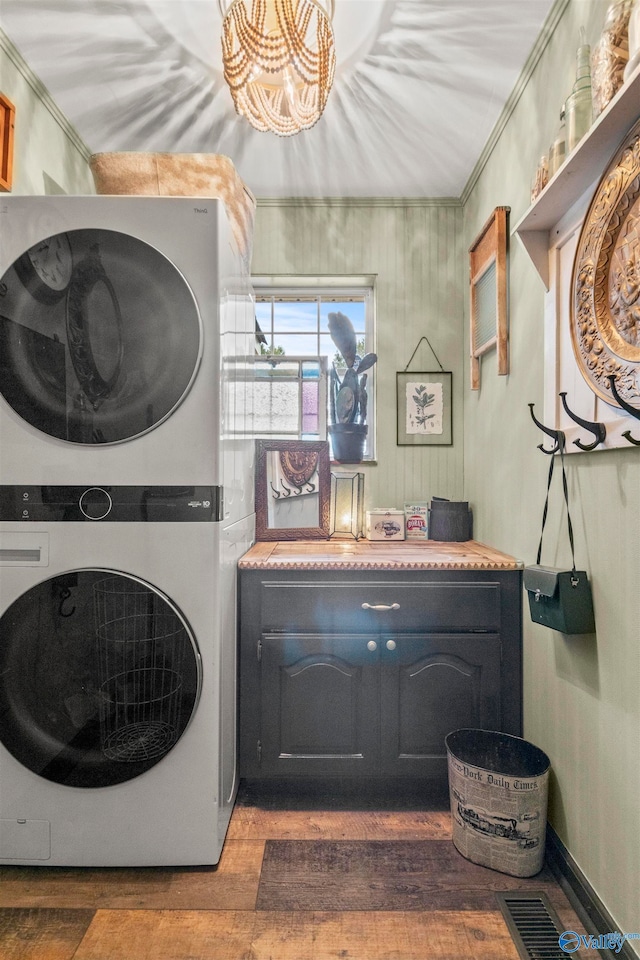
[545,826,639,960]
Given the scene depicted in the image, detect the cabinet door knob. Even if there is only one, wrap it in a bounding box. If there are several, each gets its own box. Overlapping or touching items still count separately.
[361,602,400,612]
[386,639,397,651]
[366,640,378,652]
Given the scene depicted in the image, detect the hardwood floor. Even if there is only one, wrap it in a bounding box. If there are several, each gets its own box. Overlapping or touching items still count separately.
[0,782,595,960]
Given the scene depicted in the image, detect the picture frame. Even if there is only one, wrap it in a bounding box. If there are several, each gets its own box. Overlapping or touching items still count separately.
[255,439,330,540]
[469,205,510,390]
[396,370,452,446]
[0,94,15,193]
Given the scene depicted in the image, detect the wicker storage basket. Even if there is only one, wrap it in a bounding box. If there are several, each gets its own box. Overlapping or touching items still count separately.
[90,151,255,268]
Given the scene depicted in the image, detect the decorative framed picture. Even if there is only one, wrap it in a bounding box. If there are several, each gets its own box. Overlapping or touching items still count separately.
[0,94,15,193]
[396,371,452,446]
[255,439,330,540]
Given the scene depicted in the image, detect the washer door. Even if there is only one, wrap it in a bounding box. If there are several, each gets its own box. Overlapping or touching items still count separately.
[0,228,202,444]
[0,570,202,788]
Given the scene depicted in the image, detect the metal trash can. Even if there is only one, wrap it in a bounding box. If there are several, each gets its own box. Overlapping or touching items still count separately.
[445,729,550,878]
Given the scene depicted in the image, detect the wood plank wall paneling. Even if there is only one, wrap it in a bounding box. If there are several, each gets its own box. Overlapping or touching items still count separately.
[252,200,464,512]
[460,0,640,946]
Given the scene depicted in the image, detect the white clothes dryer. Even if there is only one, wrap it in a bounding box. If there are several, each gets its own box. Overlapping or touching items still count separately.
[0,196,254,525]
[0,489,253,866]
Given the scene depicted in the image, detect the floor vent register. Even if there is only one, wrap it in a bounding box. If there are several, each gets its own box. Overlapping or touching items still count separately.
[496,891,596,959]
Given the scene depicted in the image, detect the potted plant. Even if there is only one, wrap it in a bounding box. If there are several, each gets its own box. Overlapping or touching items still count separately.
[327,311,377,463]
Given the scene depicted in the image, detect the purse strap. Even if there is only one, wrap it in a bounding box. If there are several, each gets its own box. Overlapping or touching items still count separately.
[536,444,578,582]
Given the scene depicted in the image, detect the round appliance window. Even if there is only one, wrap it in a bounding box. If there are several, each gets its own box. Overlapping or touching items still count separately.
[0,570,202,788]
[0,229,202,444]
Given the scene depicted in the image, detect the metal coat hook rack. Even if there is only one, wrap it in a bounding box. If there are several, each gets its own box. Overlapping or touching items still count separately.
[606,375,640,446]
[559,392,606,451]
[528,403,565,454]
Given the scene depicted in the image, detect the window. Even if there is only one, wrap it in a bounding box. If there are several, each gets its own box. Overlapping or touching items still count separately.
[253,277,376,460]
[250,356,327,440]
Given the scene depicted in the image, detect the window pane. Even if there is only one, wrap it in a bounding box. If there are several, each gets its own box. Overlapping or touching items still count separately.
[245,357,327,439]
[253,381,301,435]
[301,380,320,438]
[272,300,318,333]
[273,333,320,355]
[255,301,272,340]
[319,334,339,363]
[320,300,365,334]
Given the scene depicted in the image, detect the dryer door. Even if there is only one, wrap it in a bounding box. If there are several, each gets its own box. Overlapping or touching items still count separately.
[0,570,202,788]
[0,228,202,444]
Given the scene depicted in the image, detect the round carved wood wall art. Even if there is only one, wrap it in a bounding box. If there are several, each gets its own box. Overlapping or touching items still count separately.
[572,117,640,405]
[278,449,319,489]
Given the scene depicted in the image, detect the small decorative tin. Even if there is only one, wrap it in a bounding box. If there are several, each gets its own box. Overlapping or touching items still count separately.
[365,509,405,541]
[404,502,429,539]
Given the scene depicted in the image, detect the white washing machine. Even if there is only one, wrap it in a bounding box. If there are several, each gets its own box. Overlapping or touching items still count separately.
[0,504,253,866]
[0,196,255,865]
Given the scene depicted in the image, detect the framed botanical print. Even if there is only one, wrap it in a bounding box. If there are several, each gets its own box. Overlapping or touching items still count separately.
[396,370,452,446]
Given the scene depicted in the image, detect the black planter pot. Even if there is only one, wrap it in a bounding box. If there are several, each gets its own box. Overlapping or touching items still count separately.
[329,423,368,463]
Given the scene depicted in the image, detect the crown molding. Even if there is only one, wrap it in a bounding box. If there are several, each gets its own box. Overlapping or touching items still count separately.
[256,196,462,208]
[0,28,92,162]
[461,0,571,206]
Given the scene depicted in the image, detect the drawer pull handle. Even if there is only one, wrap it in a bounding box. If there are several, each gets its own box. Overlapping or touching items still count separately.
[361,602,400,612]
[386,639,397,651]
[366,640,378,652]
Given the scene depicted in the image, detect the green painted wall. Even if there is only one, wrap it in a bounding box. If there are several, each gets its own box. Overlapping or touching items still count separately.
[462,0,639,947]
[252,199,465,512]
[0,30,94,195]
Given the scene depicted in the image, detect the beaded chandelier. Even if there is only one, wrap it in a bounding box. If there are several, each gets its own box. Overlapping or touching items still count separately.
[219,0,336,136]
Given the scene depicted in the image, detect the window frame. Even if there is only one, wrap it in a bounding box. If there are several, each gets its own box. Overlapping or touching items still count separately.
[252,276,377,461]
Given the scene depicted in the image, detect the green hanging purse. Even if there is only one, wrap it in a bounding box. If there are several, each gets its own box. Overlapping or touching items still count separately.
[523,448,595,635]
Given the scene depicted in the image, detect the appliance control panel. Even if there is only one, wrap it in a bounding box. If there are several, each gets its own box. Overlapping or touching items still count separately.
[0,486,223,522]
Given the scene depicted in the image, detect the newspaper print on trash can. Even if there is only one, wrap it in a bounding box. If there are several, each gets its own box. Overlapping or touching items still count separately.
[447,751,549,878]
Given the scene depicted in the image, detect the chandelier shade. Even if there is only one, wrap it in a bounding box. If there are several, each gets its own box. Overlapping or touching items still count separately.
[219,0,336,136]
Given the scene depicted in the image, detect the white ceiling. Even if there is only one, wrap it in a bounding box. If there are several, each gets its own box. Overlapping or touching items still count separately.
[1,0,556,198]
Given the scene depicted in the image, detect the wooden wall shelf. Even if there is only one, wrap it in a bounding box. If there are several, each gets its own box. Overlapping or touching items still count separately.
[514,62,640,289]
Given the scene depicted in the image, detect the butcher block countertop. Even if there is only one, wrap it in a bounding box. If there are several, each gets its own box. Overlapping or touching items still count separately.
[238,539,523,571]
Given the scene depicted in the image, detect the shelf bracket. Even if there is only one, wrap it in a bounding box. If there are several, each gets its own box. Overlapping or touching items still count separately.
[514,229,550,289]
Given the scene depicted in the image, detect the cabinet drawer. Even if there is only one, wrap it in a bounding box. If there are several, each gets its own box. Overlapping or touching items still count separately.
[260,580,501,632]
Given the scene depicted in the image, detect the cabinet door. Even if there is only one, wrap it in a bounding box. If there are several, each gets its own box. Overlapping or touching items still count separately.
[259,633,379,777]
[379,634,501,779]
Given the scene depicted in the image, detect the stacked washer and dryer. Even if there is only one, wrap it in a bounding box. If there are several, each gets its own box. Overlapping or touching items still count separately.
[0,195,255,865]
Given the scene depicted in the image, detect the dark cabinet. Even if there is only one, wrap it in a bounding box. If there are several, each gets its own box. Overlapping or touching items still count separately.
[239,558,522,791]
[378,633,500,778]
[259,633,379,777]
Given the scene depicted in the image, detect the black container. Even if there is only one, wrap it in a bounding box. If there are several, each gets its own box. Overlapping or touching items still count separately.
[428,500,472,541]
[328,423,368,464]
